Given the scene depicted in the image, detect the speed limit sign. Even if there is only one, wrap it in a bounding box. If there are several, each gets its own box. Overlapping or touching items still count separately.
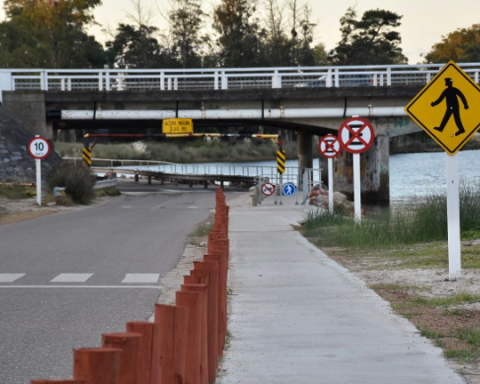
[28,136,51,160]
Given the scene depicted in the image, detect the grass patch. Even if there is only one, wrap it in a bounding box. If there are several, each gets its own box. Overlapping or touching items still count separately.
[192,220,213,237]
[0,184,35,199]
[303,181,480,256]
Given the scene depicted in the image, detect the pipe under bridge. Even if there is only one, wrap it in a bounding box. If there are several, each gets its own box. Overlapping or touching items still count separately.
[3,63,480,204]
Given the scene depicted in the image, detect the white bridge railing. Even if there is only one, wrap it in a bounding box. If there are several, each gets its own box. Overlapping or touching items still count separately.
[2,63,480,94]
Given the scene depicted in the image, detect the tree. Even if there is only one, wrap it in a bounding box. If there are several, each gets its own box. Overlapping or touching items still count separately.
[0,0,107,68]
[330,7,407,65]
[424,24,480,63]
[213,0,267,67]
[105,24,170,68]
[168,0,206,68]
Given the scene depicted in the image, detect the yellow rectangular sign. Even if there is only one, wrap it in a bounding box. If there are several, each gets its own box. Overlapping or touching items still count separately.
[162,118,193,134]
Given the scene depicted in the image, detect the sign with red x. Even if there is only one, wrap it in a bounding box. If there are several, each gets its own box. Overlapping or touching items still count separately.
[319,134,341,158]
[338,117,375,154]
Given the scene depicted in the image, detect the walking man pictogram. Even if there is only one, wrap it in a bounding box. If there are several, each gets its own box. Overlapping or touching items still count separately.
[431,78,469,136]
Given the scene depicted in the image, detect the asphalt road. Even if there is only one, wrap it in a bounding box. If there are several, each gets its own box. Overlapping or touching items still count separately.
[0,184,219,383]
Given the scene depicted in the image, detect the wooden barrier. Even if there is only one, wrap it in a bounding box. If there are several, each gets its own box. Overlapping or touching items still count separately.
[126,322,155,384]
[153,304,188,384]
[31,188,229,384]
[73,348,121,384]
[102,332,142,384]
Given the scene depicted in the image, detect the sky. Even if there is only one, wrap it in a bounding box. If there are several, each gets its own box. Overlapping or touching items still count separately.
[2,0,480,64]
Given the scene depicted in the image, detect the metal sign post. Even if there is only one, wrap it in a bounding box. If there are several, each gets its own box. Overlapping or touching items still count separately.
[404,61,480,280]
[337,117,375,224]
[353,154,361,223]
[27,136,51,206]
[319,134,341,214]
[446,154,461,280]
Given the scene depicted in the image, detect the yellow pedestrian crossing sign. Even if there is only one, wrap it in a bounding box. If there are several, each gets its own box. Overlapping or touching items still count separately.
[405,61,480,155]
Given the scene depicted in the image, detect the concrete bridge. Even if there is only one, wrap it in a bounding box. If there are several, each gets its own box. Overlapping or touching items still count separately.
[3,63,480,203]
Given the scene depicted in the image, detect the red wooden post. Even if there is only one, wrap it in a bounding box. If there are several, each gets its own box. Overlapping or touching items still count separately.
[126,321,156,384]
[73,347,121,384]
[176,291,202,384]
[31,380,87,384]
[192,262,219,381]
[102,332,142,384]
[181,284,208,384]
[153,304,188,384]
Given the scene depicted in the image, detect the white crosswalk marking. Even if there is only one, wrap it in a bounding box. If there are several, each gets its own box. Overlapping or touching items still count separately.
[0,273,25,283]
[51,273,94,283]
[122,274,160,284]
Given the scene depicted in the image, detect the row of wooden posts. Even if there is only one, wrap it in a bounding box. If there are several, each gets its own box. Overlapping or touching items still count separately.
[32,188,230,384]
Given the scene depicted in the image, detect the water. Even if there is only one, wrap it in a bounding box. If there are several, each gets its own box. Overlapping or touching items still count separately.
[389,149,480,203]
[118,150,480,204]
[189,150,480,204]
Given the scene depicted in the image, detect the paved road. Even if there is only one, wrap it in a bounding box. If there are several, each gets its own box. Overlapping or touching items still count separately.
[0,186,217,383]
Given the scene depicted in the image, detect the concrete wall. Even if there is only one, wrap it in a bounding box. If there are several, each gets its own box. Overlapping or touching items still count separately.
[3,92,49,138]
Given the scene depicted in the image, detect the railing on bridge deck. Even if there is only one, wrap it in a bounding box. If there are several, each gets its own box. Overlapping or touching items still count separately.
[65,157,322,203]
[2,63,480,94]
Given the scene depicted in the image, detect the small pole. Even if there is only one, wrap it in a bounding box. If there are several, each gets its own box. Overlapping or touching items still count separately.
[446,153,461,280]
[328,158,334,213]
[36,158,42,206]
[353,153,361,224]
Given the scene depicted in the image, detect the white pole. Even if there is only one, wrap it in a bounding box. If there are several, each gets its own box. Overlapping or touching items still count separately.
[36,158,42,206]
[353,153,361,224]
[279,174,283,205]
[446,153,461,280]
[328,158,334,213]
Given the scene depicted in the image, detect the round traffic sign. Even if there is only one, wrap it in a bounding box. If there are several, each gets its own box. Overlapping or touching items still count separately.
[28,136,51,160]
[338,117,375,154]
[282,183,296,196]
[261,182,275,196]
[319,134,341,158]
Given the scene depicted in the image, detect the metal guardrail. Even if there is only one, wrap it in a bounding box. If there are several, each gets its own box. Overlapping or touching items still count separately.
[2,64,480,94]
[64,157,322,198]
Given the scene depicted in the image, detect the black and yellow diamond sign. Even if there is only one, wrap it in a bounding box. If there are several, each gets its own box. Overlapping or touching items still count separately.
[405,61,480,155]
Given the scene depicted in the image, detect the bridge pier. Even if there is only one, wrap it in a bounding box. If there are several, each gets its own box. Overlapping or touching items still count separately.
[333,124,390,205]
[297,132,313,190]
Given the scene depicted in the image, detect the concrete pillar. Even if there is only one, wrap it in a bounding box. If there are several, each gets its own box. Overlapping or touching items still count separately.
[297,132,313,190]
[3,92,48,138]
[333,127,390,205]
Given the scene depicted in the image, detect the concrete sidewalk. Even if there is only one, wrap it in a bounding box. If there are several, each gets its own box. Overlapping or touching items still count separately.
[218,196,465,384]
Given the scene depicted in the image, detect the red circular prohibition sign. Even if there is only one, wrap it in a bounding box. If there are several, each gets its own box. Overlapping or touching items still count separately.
[338,117,375,154]
[319,134,341,158]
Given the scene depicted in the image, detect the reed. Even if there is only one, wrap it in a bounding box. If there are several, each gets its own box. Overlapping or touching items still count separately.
[303,181,480,249]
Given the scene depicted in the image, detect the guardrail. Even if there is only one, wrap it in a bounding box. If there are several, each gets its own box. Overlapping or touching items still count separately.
[2,63,480,95]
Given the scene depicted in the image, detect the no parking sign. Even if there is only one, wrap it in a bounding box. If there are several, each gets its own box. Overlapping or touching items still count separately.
[338,117,375,154]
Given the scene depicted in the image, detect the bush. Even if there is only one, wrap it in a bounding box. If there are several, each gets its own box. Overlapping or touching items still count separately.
[47,162,96,204]
[303,180,480,249]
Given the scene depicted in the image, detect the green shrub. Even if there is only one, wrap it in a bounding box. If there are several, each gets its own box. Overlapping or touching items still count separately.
[303,181,480,249]
[0,184,34,199]
[47,162,96,204]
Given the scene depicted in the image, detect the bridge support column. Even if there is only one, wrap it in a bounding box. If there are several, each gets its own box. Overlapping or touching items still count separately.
[297,132,313,191]
[334,132,390,205]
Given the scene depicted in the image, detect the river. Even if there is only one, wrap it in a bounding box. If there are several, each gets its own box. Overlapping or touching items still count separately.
[186,149,480,204]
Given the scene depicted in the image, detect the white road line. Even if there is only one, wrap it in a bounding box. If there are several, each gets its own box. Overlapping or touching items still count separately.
[0,273,26,283]
[122,273,160,284]
[51,273,94,283]
[0,285,163,289]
